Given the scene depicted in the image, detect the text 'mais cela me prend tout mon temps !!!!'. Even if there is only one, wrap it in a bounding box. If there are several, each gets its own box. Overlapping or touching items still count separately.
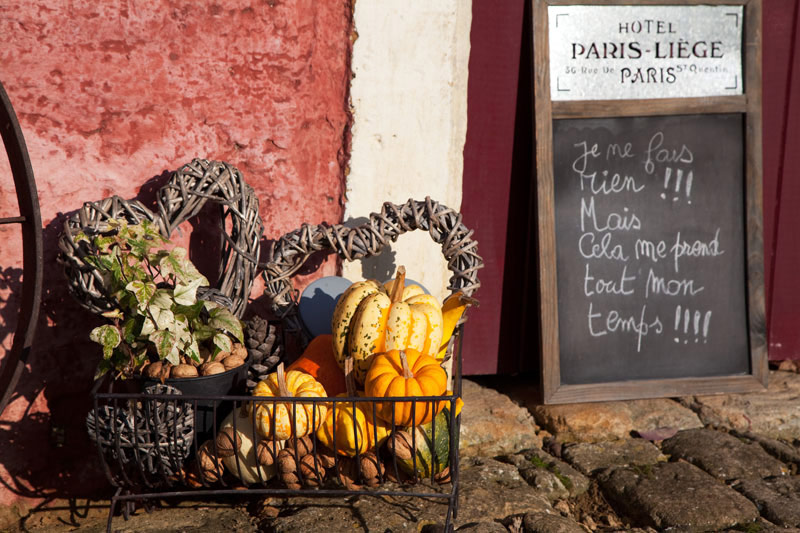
[553,114,749,384]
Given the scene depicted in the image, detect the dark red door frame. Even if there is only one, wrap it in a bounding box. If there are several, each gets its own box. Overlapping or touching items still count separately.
[462,0,800,375]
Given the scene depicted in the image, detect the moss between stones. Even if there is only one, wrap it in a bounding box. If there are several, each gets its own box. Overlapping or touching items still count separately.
[528,455,573,491]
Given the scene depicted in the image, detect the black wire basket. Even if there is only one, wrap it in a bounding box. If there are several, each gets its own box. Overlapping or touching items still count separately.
[89,197,482,532]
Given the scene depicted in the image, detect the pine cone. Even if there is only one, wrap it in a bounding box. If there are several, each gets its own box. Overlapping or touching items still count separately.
[243,315,282,389]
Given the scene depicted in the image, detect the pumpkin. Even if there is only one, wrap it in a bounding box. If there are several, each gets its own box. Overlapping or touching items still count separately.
[251,363,328,440]
[331,266,444,384]
[387,401,462,478]
[316,358,391,456]
[287,334,346,396]
[219,408,283,484]
[364,348,448,426]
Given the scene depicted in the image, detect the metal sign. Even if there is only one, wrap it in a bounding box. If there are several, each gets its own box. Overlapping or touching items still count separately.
[549,5,743,101]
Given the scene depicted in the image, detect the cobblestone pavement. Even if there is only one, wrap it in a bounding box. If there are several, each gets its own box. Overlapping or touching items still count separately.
[9,369,800,532]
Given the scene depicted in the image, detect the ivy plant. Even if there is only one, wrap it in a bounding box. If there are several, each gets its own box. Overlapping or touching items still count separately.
[78,218,243,380]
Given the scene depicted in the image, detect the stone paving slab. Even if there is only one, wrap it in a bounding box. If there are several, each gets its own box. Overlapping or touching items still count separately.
[497,449,590,501]
[598,461,759,531]
[561,440,666,475]
[686,371,800,440]
[456,457,553,525]
[460,379,543,457]
[733,430,800,467]
[736,476,800,527]
[662,428,788,480]
[532,398,702,443]
[523,511,587,533]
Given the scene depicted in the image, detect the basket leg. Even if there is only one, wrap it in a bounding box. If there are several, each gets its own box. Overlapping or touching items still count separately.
[107,487,122,533]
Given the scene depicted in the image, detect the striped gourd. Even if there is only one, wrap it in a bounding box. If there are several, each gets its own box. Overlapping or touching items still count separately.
[330,266,444,384]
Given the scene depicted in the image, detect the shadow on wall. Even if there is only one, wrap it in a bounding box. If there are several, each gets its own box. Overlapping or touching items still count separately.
[0,166,340,504]
[0,169,246,503]
[344,216,397,281]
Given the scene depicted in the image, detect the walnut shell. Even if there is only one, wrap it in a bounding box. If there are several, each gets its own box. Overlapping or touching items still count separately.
[196,441,224,483]
[298,453,326,487]
[359,451,384,487]
[317,446,337,469]
[256,439,282,467]
[223,355,245,371]
[277,448,301,489]
[200,362,226,376]
[336,456,362,491]
[171,364,199,379]
[214,350,231,362]
[434,466,451,484]
[144,361,163,379]
[214,427,241,458]
[231,343,248,360]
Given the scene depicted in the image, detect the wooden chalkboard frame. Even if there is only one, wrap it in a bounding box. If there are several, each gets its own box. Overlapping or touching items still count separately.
[533,0,767,403]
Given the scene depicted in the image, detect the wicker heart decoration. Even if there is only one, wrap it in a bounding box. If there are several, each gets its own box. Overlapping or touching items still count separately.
[58,158,263,318]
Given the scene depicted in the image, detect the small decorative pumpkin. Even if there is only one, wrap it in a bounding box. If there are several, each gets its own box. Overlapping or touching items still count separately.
[386,401,462,479]
[331,266,444,384]
[317,358,391,456]
[365,348,448,426]
[251,363,328,440]
[219,407,283,485]
[287,334,347,396]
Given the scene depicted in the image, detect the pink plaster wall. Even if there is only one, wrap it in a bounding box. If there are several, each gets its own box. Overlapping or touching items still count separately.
[0,0,352,515]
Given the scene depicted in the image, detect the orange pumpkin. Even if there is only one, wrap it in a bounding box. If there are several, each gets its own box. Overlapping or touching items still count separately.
[287,334,346,396]
[364,348,448,426]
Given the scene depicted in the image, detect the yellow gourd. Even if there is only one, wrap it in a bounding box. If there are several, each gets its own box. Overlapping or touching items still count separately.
[316,358,390,456]
[250,363,328,441]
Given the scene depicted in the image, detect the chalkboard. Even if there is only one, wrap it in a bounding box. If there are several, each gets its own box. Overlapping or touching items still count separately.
[552,114,749,384]
[532,0,766,403]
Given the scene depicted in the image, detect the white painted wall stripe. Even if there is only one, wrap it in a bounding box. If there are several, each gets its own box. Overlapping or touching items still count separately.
[344,1,472,306]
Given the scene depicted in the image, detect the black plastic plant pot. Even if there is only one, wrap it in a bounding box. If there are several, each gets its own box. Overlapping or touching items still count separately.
[142,358,249,441]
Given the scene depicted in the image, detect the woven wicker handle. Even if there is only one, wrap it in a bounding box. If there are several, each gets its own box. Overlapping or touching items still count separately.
[261,197,483,341]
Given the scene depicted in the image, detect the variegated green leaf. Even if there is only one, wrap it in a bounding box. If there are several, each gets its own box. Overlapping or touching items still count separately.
[184,337,201,363]
[150,289,173,310]
[101,308,124,320]
[126,280,156,311]
[192,324,216,342]
[122,317,140,344]
[159,247,207,286]
[141,317,156,336]
[94,359,112,381]
[209,307,243,343]
[173,277,205,306]
[149,329,176,362]
[213,333,233,354]
[165,347,181,366]
[153,307,175,331]
[89,325,121,359]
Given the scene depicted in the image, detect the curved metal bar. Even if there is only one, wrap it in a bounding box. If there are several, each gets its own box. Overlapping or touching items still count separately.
[0,80,43,415]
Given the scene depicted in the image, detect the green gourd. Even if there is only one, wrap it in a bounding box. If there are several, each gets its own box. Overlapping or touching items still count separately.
[386,402,460,478]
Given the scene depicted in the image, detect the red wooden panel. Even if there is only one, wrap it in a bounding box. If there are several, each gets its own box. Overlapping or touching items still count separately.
[461,0,525,375]
[766,2,800,360]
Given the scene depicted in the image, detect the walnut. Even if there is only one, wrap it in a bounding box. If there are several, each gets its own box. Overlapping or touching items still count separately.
[231,342,248,360]
[171,364,199,378]
[223,355,245,371]
[196,441,224,483]
[144,361,163,379]
[214,427,241,458]
[200,361,226,376]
